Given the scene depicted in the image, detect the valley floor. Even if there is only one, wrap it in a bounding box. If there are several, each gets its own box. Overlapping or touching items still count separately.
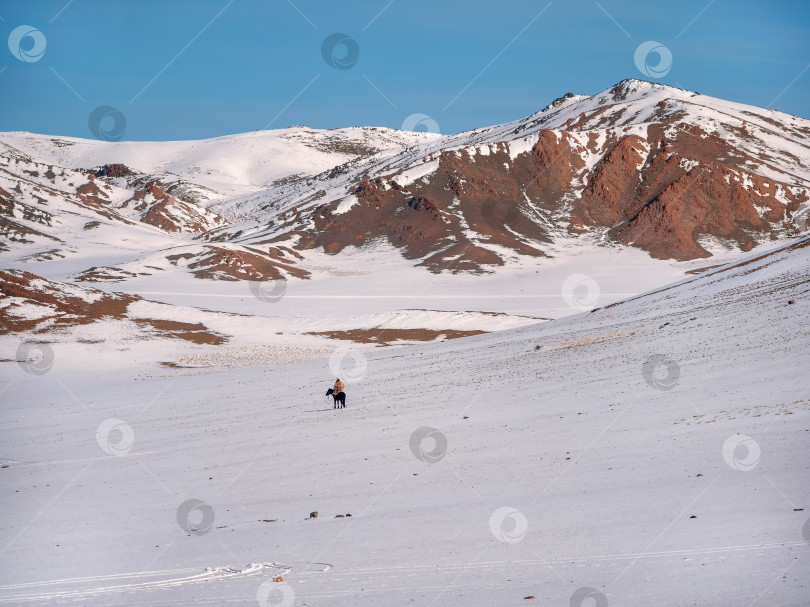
[1,238,809,606]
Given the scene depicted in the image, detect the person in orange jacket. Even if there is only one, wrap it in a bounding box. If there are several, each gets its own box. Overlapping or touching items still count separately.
[328,378,346,409]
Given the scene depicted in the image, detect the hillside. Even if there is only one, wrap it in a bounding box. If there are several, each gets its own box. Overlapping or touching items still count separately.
[2,80,808,288]
[210,79,810,271]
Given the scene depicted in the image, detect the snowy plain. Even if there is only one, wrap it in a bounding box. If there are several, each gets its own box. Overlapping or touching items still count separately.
[1,235,808,606]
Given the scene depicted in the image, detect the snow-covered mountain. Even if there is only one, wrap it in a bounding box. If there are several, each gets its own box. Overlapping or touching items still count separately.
[213,79,809,273]
[2,79,809,285]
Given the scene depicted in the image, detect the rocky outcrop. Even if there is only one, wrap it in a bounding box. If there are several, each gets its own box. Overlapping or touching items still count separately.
[183,245,309,281]
[571,123,807,259]
[290,117,807,269]
[294,134,593,272]
[127,183,225,233]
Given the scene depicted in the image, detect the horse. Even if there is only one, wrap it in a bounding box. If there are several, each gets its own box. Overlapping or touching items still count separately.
[326,388,346,409]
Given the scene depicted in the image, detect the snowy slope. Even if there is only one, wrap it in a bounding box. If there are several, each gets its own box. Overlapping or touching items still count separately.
[1,236,807,605]
[0,127,442,201]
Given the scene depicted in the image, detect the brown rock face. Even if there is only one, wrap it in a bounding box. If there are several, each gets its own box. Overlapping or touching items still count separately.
[290,119,807,269]
[95,163,134,178]
[294,131,595,272]
[610,164,767,259]
[571,124,807,259]
[128,183,225,234]
[573,134,649,227]
[517,130,586,207]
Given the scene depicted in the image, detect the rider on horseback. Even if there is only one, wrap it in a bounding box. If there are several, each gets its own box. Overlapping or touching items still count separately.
[327,378,346,409]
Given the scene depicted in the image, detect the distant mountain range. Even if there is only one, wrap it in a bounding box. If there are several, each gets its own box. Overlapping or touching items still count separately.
[2,79,808,282]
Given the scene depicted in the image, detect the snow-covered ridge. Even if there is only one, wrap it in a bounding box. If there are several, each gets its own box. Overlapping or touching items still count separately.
[201,79,810,239]
[2,79,809,283]
[0,126,443,200]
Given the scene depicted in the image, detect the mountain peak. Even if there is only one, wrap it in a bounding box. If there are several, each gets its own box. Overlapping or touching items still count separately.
[602,78,692,102]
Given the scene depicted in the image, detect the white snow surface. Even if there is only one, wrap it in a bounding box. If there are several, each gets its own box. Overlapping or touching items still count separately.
[1,236,808,605]
[0,126,441,200]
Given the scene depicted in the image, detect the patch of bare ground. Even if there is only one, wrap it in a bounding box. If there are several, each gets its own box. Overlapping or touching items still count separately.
[164,345,334,369]
[19,249,65,262]
[133,318,227,345]
[1,270,228,345]
[74,266,143,282]
[534,328,652,350]
[0,269,137,334]
[307,328,486,345]
[685,264,725,275]
[129,183,225,233]
[160,361,203,369]
[406,308,550,320]
[673,398,810,425]
[185,245,310,281]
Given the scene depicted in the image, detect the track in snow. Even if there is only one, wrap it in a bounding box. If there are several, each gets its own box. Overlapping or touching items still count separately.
[0,562,300,603]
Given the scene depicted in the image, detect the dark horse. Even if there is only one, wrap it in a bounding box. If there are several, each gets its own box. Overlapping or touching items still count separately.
[326,388,346,409]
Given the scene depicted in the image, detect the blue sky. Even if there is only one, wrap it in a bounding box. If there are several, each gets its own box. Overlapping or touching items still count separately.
[2,0,808,140]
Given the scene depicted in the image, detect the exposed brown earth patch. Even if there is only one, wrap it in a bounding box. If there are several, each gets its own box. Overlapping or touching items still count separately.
[1,270,228,344]
[19,249,65,262]
[186,245,310,281]
[0,269,137,334]
[74,266,144,282]
[75,179,110,209]
[685,264,725,275]
[167,252,197,265]
[134,318,226,345]
[536,328,651,350]
[307,328,486,345]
